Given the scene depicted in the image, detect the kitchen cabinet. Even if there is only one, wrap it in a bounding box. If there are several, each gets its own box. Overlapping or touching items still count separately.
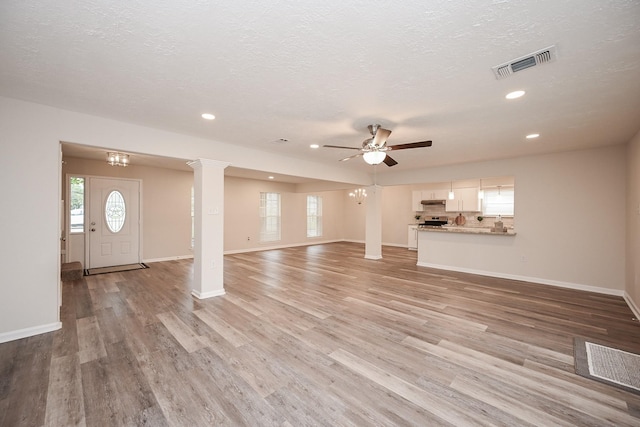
[445,187,480,212]
[408,225,418,250]
[412,189,449,211]
[422,189,449,201]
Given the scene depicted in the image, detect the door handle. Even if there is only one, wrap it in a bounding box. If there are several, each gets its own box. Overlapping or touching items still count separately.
[91,228,96,232]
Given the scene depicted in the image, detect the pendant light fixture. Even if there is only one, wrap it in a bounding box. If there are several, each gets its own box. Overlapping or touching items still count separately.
[478,179,484,200]
[448,181,455,200]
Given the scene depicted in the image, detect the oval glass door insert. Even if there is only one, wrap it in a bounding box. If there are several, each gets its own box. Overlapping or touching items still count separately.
[105,190,126,233]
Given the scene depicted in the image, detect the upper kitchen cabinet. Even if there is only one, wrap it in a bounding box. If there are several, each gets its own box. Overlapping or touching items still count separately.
[412,188,449,211]
[424,189,449,201]
[445,187,480,212]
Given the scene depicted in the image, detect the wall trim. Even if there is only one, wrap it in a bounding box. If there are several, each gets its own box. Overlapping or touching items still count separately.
[144,255,194,263]
[624,292,640,320]
[416,261,625,297]
[191,289,226,299]
[224,239,344,255]
[0,322,62,344]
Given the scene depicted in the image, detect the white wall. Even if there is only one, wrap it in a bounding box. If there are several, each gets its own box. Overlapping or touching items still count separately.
[626,130,640,314]
[62,157,194,262]
[224,177,345,252]
[374,145,627,293]
[0,99,62,340]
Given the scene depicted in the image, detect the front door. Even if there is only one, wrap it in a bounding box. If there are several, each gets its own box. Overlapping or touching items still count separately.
[87,177,141,269]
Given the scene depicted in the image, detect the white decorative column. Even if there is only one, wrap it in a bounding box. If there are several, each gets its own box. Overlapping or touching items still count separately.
[188,159,230,299]
[364,184,383,260]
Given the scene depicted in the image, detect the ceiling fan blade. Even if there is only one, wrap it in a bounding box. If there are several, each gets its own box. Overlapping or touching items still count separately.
[323,144,362,150]
[383,155,398,167]
[339,153,364,162]
[386,140,432,151]
[371,128,391,148]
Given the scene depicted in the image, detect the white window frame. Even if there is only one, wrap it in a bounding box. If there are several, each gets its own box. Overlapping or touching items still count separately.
[306,195,323,238]
[482,186,514,217]
[260,192,281,242]
[69,176,85,234]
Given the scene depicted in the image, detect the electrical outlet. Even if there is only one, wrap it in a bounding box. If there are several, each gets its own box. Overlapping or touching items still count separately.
[521,255,527,263]
[247,237,250,241]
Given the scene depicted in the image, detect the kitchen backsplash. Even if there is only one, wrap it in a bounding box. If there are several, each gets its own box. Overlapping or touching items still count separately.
[415,205,514,229]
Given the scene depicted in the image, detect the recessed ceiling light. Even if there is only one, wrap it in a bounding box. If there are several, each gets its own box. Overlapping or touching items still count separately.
[310,144,319,149]
[526,133,540,139]
[268,176,274,180]
[506,90,525,99]
[201,113,215,120]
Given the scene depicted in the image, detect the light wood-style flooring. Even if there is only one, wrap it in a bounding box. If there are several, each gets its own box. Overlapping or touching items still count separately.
[2,242,640,426]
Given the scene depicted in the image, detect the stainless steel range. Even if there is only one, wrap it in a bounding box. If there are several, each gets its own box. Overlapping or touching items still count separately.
[418,216,449,228]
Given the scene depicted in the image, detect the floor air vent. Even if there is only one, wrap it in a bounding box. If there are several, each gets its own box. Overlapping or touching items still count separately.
[492,45,557,79]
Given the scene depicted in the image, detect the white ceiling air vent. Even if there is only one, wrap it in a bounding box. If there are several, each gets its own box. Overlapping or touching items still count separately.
[492,45,557,80]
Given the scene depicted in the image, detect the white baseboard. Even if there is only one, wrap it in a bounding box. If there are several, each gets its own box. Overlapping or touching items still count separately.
[143,255,194,263]
[224,239,344,255]
[416,261,625,297]
[382,242,408,248]
[624,292,640,320]
[191,289,226,299]
[0,321,62,344]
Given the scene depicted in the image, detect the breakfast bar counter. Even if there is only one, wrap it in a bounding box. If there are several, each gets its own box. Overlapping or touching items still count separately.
[419,226,516,236]
[416,226,519,278]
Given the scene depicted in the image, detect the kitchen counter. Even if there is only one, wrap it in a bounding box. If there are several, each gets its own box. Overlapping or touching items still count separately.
[416,226,520,278]
[418,226,516,236]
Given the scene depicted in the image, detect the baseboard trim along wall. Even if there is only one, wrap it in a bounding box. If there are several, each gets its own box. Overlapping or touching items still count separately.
[417,261,625,297]
[624,292,640,320]
[224,239,344,255]
[191,289,226,299]
[0,321,62,344]
[143,255,194,263]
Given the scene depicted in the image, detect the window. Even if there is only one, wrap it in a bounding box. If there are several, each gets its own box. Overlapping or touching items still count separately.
[69,177,85,233]
[105,190,126,233]
[482,186,514,217]
[260,192,281,242]
[306,195,322,237]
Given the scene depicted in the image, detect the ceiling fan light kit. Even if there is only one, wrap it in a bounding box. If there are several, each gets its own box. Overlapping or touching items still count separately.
[363,150,386,165]
[323,124,432,167]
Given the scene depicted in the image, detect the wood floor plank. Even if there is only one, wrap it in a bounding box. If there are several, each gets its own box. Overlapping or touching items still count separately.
[156,311,206,353]
[76,316,107,364]
[328,348,496,427]
[44,353,86,427]
[193,308,251,348]
[1,335,52,427]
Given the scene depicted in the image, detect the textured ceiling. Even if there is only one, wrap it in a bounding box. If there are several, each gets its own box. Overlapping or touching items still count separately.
[1,0,639,177]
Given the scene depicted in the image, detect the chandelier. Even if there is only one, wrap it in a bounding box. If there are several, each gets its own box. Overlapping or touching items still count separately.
[349,188,367,204]
[107,152,130,167]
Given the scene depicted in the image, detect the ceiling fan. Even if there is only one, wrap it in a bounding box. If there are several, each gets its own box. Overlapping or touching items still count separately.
[323,124,432,167]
